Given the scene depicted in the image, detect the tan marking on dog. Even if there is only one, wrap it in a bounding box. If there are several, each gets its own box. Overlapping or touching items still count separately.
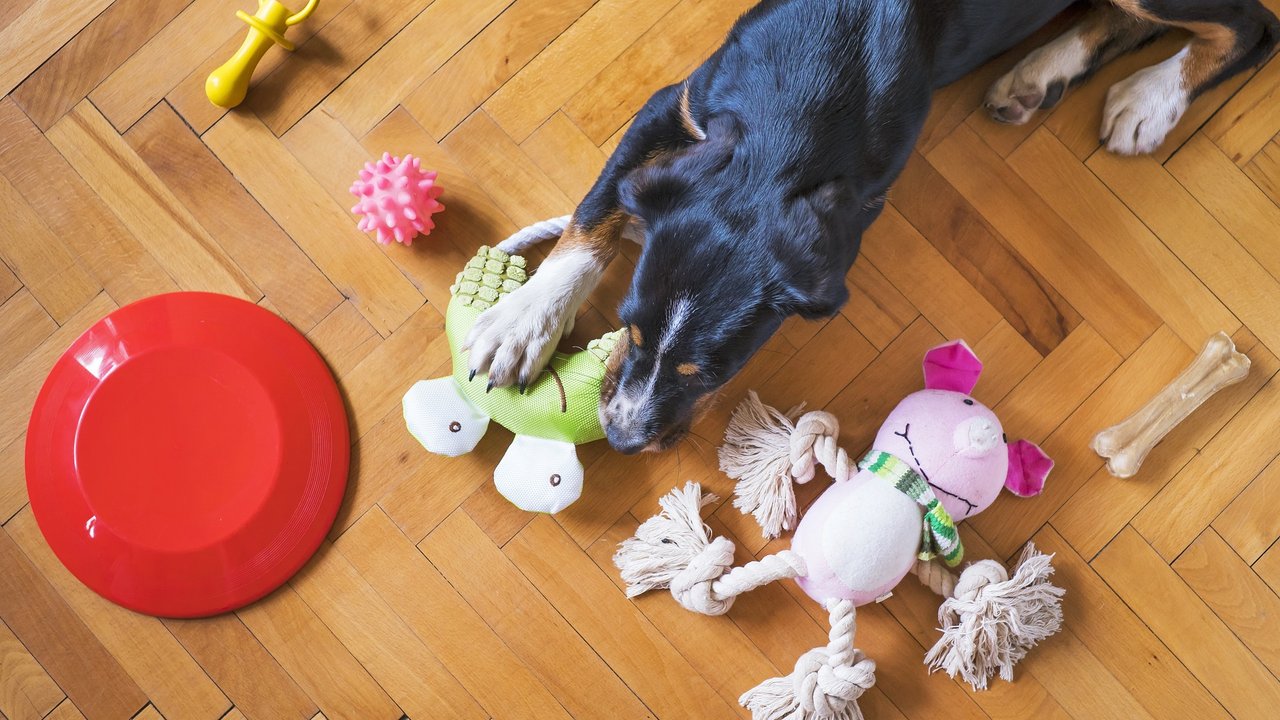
[630,324,643,348]
[555,210,628,266]
[676,362,699,376]
[1110,0,1240,91]
[679,84,706,141]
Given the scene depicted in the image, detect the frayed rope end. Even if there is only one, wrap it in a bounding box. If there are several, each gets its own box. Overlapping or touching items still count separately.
[924,543,1065,691]
[720,391,804,539]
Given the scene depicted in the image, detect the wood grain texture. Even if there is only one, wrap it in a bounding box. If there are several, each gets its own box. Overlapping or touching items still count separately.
[1,3,1279,717]
[0,528,145,720]
[5,510,229,720]
[45,102,260,302]
[126,102,341,331]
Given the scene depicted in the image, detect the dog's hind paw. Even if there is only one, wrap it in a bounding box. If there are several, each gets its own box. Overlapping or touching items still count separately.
[986,31,1091,125]
[1101,49,1189,156]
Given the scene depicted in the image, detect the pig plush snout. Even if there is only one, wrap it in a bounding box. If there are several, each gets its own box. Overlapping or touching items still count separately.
[954,416,1001,457]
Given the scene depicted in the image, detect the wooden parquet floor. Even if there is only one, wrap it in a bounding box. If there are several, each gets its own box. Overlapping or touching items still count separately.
[3,1,1280,719]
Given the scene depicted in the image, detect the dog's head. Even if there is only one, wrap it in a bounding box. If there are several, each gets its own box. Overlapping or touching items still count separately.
[600,116,865,453]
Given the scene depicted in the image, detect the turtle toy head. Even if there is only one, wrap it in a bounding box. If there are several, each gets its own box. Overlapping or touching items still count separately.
[403,246,621,514]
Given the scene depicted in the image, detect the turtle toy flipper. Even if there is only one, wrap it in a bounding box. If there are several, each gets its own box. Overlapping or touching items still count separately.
[402,244,622,514]
[495,436,584,514]
[403,378,489,457]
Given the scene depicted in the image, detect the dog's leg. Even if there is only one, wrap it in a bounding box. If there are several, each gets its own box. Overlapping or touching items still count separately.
[1101,0,1279,154]
[465,85,690,388]
[987,4,1163,125]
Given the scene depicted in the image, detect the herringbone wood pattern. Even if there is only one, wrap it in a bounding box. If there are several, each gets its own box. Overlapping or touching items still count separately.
[3,1,1280,718]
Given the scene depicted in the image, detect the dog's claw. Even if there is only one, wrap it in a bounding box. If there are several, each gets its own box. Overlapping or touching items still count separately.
[486,381,495,394]
[468,369,477,382]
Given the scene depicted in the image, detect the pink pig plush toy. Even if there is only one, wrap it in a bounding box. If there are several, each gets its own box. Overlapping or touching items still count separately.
[615,340,1063,720]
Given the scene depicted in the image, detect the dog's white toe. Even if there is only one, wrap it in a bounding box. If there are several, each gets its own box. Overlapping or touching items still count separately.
[465,287,569,388]
[1102,48,1189,156]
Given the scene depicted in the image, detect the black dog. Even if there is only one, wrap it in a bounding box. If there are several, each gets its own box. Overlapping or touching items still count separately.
[463,0,1279,454]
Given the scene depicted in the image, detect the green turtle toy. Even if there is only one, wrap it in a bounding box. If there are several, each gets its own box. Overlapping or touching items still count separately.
[403,245,621,514]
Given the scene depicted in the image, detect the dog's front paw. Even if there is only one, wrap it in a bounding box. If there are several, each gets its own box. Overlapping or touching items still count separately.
[464,286,572,389]
[1101,52,1189,155]
[986,34,1090,125]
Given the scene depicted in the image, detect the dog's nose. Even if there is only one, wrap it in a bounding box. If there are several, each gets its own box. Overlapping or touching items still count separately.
[954,416,1000,458]
[606,423,650,455]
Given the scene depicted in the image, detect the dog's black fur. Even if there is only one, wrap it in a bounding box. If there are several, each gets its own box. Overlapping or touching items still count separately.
[553,0,1279,453]
[593,0,1076,452]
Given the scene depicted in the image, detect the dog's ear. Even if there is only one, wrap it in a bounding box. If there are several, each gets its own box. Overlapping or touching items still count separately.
[618,116,739,221]
[765,180,864,319]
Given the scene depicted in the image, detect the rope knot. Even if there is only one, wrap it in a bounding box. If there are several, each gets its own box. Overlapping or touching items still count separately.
[792,412,853,483]
[670,536,737,615]
[952,560,1008,601]
[790,648,876,715]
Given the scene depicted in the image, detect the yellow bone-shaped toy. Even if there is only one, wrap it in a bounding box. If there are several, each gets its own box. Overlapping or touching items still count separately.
[205,0,318,108]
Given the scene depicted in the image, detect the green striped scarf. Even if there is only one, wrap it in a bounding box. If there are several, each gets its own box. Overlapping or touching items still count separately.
[859,450,964,567]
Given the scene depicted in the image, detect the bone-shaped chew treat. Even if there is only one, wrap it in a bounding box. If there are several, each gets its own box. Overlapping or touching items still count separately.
[1092,331,1250,479]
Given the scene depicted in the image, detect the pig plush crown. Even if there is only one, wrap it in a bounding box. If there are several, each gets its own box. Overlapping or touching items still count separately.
[615,340,1064,720]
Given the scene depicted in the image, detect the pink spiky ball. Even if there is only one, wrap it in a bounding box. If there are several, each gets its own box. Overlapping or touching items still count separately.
[349,153,444,245]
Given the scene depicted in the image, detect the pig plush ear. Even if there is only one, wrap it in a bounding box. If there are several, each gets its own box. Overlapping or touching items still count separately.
[1006,440,1053,497]
[923,340,983,394]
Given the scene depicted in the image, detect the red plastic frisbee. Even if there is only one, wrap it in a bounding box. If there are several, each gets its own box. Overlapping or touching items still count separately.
[26,292,349,618]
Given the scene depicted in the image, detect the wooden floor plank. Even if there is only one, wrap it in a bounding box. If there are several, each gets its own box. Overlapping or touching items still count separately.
[404,0,597,141]
[1094,527,1280,718]
[421,511,651,719]
[125,102,342,331]
[861,205,1003,343]
[203,112,424,336]
[1167,133,1280,284]
[322,0,509,137]
[0,290,56,379]
[484,0,682,143]
[562,0,756,145]
[164,613,316,720]
[506,515,739,719]
[1088,149,1280,356]
[1009,128,1238,349]
[0,0,113,97]
[243,0,428,136]
[892,153,1081,356]
[1052,328,1278,559]
[10,0,191,130]
[0,100,177,306]
[926,124,1159,356]
[0,174,100,324]
[164,0,355,134]
[0,618,64,720]
[1132,370,1280,560]
[236,585,402,720]
[0,528,145,720]
[840,260,919,351]
[1174,529,1280,679]
[1034,527,1230,720]
[45,102,260,302]
[1213,456,1280,564]
[5,510,230,720]
[286,543,485,720]
[336,507,570,720]
[89,0,246,132]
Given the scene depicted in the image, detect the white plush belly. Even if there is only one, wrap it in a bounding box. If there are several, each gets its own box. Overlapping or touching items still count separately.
[821,481,922,593]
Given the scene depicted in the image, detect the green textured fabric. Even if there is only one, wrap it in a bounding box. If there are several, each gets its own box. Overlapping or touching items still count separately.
[445,246,622,445]
[859,449,964,567]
